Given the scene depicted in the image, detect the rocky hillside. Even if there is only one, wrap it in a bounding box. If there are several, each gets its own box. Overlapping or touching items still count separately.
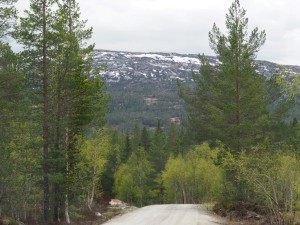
[93,49,300,130]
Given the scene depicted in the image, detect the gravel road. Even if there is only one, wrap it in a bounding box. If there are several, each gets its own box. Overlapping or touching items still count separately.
[103,204,226,225]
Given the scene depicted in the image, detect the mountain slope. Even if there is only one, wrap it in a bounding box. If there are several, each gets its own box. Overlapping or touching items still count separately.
[93,49,300,130]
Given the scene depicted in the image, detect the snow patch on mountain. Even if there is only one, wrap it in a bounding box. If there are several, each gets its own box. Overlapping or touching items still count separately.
[93,49,300,84]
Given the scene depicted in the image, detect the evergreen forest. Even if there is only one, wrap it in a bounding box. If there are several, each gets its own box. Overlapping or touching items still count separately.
[1,0,300,225]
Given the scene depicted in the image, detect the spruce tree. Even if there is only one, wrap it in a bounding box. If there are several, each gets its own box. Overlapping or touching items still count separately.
[149,120,168,172]
[166,123,180,155]
[121,132,132,163]
[141,126,151,152]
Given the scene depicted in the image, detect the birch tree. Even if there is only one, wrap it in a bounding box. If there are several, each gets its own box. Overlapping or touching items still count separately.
[80,128,110,210]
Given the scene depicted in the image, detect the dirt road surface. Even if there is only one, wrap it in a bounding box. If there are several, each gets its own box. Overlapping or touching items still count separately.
[103,204,226,225]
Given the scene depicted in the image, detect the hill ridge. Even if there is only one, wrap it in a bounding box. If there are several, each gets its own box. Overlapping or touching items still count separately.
[93,49,300,130]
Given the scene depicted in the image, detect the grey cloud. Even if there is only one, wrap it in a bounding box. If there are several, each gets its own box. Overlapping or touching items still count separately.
[15,0,300,65]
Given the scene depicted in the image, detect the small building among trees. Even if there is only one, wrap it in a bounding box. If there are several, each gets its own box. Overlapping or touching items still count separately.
[144,96,158,105]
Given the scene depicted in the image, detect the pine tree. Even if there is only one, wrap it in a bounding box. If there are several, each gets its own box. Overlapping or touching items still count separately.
[0,0,17,38]
[14,0,107,222]
[179,0,268,152]
[14,0,58,222]
[51,0,107,221]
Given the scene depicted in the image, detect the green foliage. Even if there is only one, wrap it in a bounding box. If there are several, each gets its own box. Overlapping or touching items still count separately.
[0,18,33,220]
[2,0,300,223]
[0,120,41,221]
[141,126,151,152]
[0,0,17,38]
[149,120,168,173]
[166,123,181,155]
[78,128,112,209]
[162,143,223,204]
[178,0,271,151]
[121,132,132,163]
[114,147,154,206]
[11,0,108,222]
[274,66,300,124]
[80,128,110,183]
[100,129,121,197]
[237,150,300,225]
[0,42,24,154]
[108,80,185,130]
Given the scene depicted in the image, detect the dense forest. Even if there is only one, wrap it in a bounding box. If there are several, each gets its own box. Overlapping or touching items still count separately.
[107,79,186,130]
[1,0,300,225]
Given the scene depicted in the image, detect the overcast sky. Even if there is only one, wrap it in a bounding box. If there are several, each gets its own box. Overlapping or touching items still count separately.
[16,0,300,65]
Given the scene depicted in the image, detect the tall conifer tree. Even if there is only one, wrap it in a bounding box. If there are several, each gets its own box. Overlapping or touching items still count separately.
[15,0,107,222]
[179,0,267,152]
[14,0,57,222]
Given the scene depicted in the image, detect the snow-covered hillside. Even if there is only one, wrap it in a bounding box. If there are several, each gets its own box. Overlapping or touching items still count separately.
[93,49,300,83]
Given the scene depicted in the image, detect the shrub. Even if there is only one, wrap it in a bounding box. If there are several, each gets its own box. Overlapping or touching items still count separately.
[237,150,300,225]
[162,143,223,203]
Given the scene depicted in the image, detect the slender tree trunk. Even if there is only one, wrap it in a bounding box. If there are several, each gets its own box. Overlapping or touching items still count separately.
[65,151,71,224]
[87,168,96,211]
[65,130,77,223]
[139,174,143,207]
[23,200,27,221]
[42,0,50,223]
[174,186,178,204]
[53,62,65,222]
[181,184,187,204]
[53,184,59,222]
[65,193,70,224]
[235,55,241,152]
